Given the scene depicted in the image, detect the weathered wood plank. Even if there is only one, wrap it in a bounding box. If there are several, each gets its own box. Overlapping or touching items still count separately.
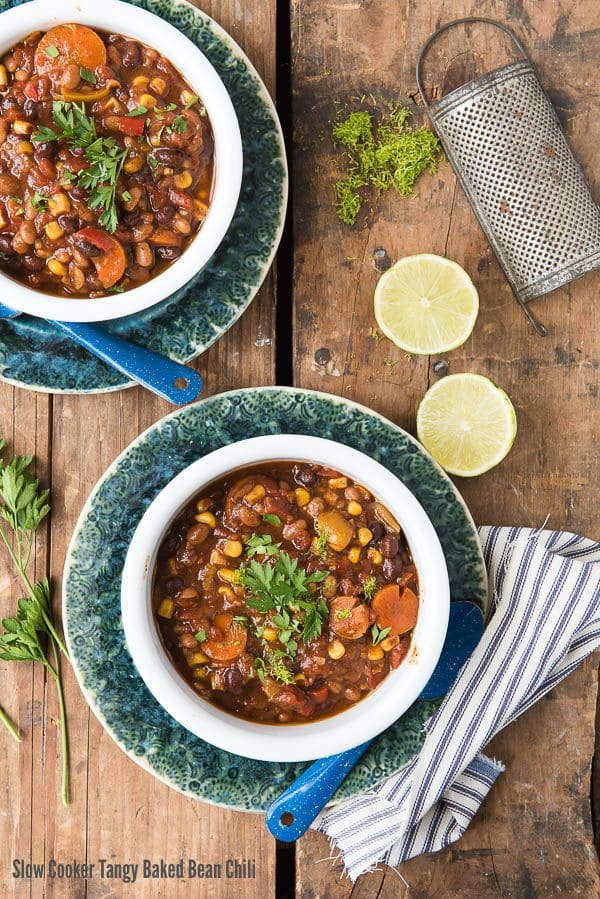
[291,1,600,896]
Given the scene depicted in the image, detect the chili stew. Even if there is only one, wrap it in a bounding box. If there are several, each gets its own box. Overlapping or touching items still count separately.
[0,24,214,296]
[154,462,420,724]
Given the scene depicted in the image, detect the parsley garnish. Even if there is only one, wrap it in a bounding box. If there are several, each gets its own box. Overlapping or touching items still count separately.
[313,528,330,561]
[184,94,200,109]
[335,607,353,621]
[107,284,124,293]
[121,190,132,203]
[31,191,50,211]
[164,103,177,112]
[262,513,282,526]
[371,623,391,646]
[79,67,97,84]
[44,45,59,59]
[172,115,187,134]
[127,105,147,117]
[194,629,207,643]
[363,575,377,599]
[255,648,296,685]
[32,102,128,233]
[245,533,280,559]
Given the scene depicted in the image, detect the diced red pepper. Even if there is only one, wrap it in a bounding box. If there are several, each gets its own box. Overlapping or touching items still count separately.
[23,82,39,102]
[114,116,145,137]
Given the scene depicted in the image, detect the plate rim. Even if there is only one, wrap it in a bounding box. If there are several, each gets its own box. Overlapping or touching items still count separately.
[62,386,487,811]
[0,0,288,394]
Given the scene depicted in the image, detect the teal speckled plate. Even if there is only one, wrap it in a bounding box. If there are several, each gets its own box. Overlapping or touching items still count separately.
[0,0,287,393]
[63,388,488,811]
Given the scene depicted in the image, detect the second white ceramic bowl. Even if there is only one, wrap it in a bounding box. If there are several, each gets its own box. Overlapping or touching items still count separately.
[121,435,450,763]
[0,0,243,321]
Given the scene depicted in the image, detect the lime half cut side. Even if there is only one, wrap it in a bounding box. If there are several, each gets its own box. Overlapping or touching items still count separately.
[417,373,517,477]
[374,254,479,355]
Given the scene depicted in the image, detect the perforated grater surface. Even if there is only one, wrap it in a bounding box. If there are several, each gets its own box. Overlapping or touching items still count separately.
[416,18,600,335]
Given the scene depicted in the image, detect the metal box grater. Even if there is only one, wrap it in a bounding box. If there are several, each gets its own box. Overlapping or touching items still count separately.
[416,18,600,335]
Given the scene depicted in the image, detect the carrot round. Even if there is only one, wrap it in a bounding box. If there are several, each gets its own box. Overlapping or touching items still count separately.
[76,228,126,289]
[330,596,370,639]
[372,584,419,636]
[202,623,247,663]
[35,24,107,75]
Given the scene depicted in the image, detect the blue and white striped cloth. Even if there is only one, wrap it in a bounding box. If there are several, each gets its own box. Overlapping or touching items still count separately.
[315,526,600,881]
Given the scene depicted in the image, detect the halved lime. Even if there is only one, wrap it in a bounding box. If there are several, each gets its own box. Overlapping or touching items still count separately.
[416,373,517,477]
[374,254,479,354]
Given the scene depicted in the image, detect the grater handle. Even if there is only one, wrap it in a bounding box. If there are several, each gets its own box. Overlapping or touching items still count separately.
[416,17,529,111]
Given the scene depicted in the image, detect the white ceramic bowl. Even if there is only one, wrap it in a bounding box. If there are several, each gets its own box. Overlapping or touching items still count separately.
[121,435,450,762]
[0,0,243,321]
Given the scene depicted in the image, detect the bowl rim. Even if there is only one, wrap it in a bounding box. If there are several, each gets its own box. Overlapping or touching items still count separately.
[0,0,243,322]
[121,434,450,762]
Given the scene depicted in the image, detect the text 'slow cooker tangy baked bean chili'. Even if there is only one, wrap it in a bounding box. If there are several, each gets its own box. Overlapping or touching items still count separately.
[0,24,214,296]
[154,463,420,724]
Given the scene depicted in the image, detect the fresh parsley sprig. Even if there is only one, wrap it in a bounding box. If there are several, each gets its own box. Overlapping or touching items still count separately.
[0,441,70,805]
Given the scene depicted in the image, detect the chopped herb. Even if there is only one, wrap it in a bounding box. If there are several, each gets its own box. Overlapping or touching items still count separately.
[254,657,267,683]
[44,45,60,59]
[172,115,187,134]
[121,190,132,203]
[107,284,124,293]
[184,94,200,109]
[335,607,353,621]
[194,629,207,643]
[31,191,50,211]
[262,513,282,526]
[79,67,97,84]
[164,102,177,112]
[10,197,24,215]
[313,528,330,561]
[371,623,391,646]
[332,105,441,225]
[231,615,248,625]
[148,155,159,169]
[245,533,280,559]
[127,105,148,117]
[256,647,296,685]
[363,575,378,600]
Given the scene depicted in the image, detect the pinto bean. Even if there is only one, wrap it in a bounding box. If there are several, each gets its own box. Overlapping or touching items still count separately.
[0,173,18,195]
[61,64,81,91]
[135,240,154,268]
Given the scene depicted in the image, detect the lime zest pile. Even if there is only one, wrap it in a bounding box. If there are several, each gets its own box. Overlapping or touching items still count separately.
[332,106,442,225]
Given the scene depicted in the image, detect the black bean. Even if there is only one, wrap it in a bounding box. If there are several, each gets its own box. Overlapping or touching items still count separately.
[121,41,141,68]
[382,556,403,581]
[224,668,244,694]
[0,233,15,256]
[22,255,45,272]
[159,534,179,556]
[153,148,185,168]
[295,466,317,487]
[367,521,384,541]
[72,235,102,258]
[155,205,175,224]
[58,214,79,233]
[164,575,184,595]
[381,534,399,558]
[70,187,87,200]
[157,246,182,261]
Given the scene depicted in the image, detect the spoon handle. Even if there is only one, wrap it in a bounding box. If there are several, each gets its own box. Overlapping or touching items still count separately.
[48,320,203,405]
[266,601,484,842]
[266,741,372,842]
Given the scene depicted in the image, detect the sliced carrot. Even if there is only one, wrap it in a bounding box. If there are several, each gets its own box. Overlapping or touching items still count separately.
[372,584,419,636]
[35,24,107,75]
[76,228,126,289]
[329,596,370,639]
[317,510,353,551]
[202,623,247,663]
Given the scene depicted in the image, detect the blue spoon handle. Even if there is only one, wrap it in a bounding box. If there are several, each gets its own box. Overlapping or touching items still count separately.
[266,601,484,842]
[48,320,203,405]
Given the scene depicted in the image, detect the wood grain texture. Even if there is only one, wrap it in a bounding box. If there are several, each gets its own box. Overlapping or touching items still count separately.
[0,1,278,896]
[291,0,600,896]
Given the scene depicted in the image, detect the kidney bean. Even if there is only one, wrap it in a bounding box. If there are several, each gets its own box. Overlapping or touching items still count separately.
[155,205,175,225]
[381,534,399,558]
[382,555,403,581]
[22,254,44,272]
[367,521,384,541]
[37,158,57,180]
[58,214,79,234]
[69,187,87,201]
[0,233,15,255]
[153,148,185,168]
[223,668,244,694]
[71,235,102,258]
[157,246,182,261]
[121,41,141,68]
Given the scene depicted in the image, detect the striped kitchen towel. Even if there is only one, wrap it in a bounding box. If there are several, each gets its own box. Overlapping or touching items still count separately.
[315,526,600,881]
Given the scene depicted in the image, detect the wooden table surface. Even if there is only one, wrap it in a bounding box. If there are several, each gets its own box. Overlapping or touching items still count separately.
[1,1,599,897]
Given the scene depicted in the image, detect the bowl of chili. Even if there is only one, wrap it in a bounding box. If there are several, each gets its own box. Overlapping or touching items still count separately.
[0,0,243,321]
[121,435,450,763]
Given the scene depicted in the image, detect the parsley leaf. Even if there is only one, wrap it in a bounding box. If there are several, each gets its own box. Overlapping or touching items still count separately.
[184,94,200,109]
[371,624,391,646]
[245,533,280,559]
[262,513,282,526]
[31,191,50,211]
[79,67,97,84]
[44,45,59,59]
[194,629,207,643]
[172,115,187,134]
[127,105,147,117]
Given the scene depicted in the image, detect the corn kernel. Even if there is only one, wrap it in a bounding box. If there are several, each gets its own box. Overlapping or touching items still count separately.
[181,89,197,106]
[189,651,209,666]
[210,548,227,566]
[193,666,208,679]
[123,155,144,174]
[368,645,385,661]
[380,635,400,652]
[329,477,348,489]
[133,75,149,86]
[15,140,33,154]
[218,567,237,583]
[244,484,266,504]
[47,258,66,277]
[173,171,192,189]
[262,626,278,642]
[328,640,346,660]
[13,120,33,136]
[347,546,361,564]
[45,221,64,241]
[149,76,168,95]
[347,500,363,516]
[162,167,174,176]
[195,511,216,528]
[157,598,174,618]
[223,539,243,558]
[217,585,235,601]
[294,487,310,507]
[139,93,157,109]
[358,527,373,546]
[48,192,70,215]
[367,548,384,565]
[194,199,209,218]
[0,65,7,88]
[196,497,213,513]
